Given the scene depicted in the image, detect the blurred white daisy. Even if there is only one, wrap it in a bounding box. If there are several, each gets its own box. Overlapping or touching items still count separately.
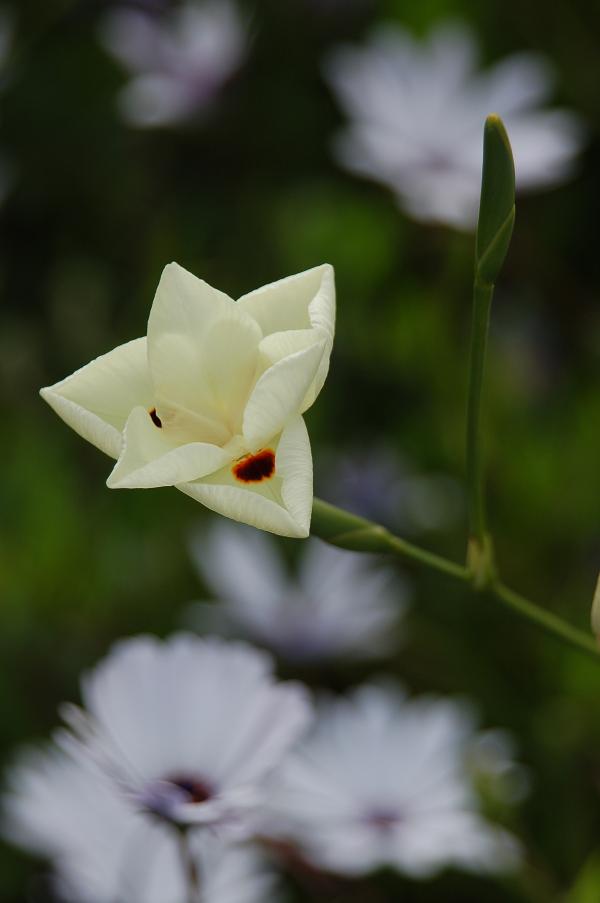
[189,522,409,663]
[265,684,520,878]
[3,744,279,903]
[325,21,585,229]
[13,635,310,839]
[100,0,246,127]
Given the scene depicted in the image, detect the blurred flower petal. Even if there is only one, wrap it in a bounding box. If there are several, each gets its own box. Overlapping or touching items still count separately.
[265,685,520,876]
[325,21,585,229]
[3,744,280,903]
[100,1,247,127]
[191,523,408,662]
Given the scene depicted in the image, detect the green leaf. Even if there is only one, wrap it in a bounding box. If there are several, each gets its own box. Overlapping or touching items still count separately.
[475,115,515,286]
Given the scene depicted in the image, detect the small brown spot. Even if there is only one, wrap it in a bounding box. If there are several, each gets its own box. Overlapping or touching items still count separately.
[233,449,276,483]
[149,407,162,428]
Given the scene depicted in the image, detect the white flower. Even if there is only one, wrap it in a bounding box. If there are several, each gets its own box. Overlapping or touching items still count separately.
[100,1,246,127]
[3,744,280,903]
[5,634,311,850]
[265,684,520,878]
[40,261,335,537]
[189,522,409,663]
[325,21,585,229]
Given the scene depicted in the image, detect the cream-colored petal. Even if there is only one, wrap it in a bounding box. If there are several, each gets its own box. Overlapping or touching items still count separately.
[276,415,313,532]
[152,399,232,448]
[258,328,332,412]
[237,264,335,342]
[107,406,232,489]
[258,329,319,365]
[242,342,326,451]
[177,417,313,537]
[148,263,262,429]
[194,312,262,434]
[39,337,152,459]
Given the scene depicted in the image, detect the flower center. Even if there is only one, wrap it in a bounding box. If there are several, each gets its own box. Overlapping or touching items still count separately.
[165,774,214,804]
[363,808,402,832]
[232,449,276,483]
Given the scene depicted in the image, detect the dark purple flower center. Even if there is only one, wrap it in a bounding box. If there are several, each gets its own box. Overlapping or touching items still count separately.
[364,808,402,832]
[165,774,213,804]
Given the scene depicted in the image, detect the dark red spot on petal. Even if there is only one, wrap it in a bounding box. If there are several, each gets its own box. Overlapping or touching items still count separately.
[233,449,276,483]
[166,774,213,804]
[149,407,162,428]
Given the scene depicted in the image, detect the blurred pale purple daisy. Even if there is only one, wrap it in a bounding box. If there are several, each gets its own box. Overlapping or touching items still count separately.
[4,744,279,903]
[189,522,409,663]
[325,21,585,228]
[100,1,247,127]
[265,684,520,878]
[5,635,311,844]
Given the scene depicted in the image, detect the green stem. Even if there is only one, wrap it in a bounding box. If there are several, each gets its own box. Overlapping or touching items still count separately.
[466,279,494,545]
[493,583,599,657]
[311,499,468,580]
[311,498,599,661]
[177,828,200,903]
[380,532,468,580]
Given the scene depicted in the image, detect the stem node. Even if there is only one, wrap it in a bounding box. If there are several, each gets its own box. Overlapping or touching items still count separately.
[467,533,496,591]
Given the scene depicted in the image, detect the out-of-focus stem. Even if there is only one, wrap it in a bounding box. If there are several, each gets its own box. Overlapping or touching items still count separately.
[177,828,200,903]
[466,278,494,546]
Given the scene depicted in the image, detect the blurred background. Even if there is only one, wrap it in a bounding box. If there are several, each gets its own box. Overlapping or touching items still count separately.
[1,0,600,899]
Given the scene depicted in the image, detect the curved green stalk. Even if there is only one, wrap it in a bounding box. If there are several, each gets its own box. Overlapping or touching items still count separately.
[311,498,599,661]
[493,583,599,656]
[311,499,468,580]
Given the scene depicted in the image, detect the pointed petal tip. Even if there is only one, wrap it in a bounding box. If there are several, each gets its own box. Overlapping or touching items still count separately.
[105,469,142,490]
[39,382,63,401]
[159,260,182,282]
[105,467,125,490]
[315,261,335,282]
